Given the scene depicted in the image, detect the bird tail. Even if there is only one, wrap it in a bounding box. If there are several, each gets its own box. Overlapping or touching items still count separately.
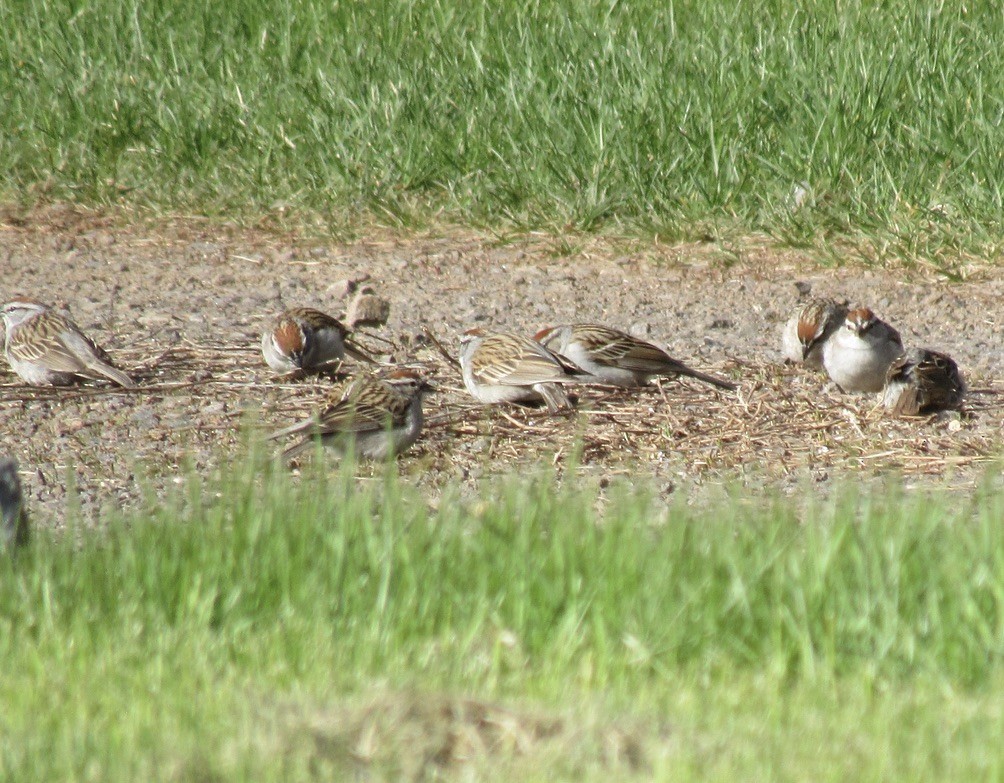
[679,367,736,392]
[280,437,317,461]
[267,416,318,443]
[533,382,574,413]
[268,414,327,461]
[884,384,920,417]
[92,362,136,388]
[344,338,377,364]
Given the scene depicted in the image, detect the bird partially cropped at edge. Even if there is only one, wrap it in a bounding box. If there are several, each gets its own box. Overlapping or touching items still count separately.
[0,457,29,550]
[1,298,134,388]
[269,369,433,460]
[535,323,736,391]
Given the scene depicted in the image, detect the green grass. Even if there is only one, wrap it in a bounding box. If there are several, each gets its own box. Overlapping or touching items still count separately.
[2,459,1004,780]
[2,0,1004,259]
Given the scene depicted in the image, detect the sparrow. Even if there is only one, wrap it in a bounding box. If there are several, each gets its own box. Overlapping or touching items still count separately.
[781,297,849,369]
[261,307,373,374]
[535,323,736,391]
[0,457,29,550]
[822,307,904,393]
[458,328,589,412]
[345,285,391,329]
[882,348,966,416]
[0,298,135,388]
[269,369,432,460]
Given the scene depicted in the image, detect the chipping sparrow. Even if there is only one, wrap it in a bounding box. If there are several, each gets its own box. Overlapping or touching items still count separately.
[882,348,966,416]
[345,285,391,329]
[0,457,28,550]
[535,323,736,391]
[270,369,432,460]
[261,307,373,373]
[822,307,904,393]
[781,297,849,369]
[458,328,589,412]
[0,298,134,388]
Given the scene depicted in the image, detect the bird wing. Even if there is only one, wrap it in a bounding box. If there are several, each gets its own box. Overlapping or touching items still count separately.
[889,384,921,417]
[9,312,133,387]
[596,336,681,374]
[292,307,375,364]
[314,377,409,435]
[293,307,349,334]
[472,334,578,386]
[573,325,734,390]
[8,314,94,374]
[917,351,965,408]
[577,326,691,375]
[269,376,407,443]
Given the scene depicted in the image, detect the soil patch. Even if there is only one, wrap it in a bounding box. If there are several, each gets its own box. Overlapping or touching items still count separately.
[1,207,1002,527]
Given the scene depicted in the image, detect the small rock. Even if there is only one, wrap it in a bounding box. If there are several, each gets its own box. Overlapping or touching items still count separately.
[326,274,371,301]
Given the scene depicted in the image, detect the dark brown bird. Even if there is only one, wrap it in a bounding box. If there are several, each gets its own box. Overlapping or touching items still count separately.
[882,348,965,416]
[0,457,29,550]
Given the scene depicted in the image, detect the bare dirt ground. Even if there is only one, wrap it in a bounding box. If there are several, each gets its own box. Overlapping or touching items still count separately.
[1,205,1002,528]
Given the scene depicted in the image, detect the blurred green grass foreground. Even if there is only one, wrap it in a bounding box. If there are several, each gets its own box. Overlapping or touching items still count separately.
[2,0,1004,257]
[2,459,1004,780]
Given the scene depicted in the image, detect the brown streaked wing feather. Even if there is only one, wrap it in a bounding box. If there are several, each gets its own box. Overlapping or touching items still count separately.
[919,352,964,409]
[579,325,734,390]
[292,307,349,335]
[890,385,921,417]
[315,377,409,434]
[472,334,573,386]
[9,314,90,374]
[292,307,376,363]
[596,338,681,374]
[578,326,700,376]
[569,326,668,373]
